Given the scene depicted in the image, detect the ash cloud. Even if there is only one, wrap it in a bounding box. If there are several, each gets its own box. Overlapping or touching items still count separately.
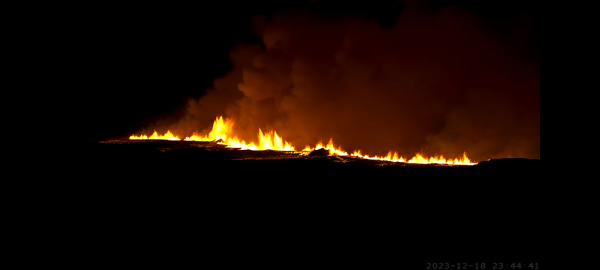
[165,1,540,161]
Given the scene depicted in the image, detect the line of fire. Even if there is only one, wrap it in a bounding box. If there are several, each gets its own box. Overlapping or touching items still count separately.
[126,116,476,166]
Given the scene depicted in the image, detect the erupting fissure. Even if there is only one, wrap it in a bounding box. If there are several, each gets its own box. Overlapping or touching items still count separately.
[129,130,180,141]
[129,116,476,165]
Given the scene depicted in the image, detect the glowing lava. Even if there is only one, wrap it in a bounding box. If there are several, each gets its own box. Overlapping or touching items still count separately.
[302,139,349,156]
[129,130,180,141]
[129,116,476,165]
[350,150,406,163]
[407,153,473,165]
[184,116,234,142]
[181,116,295,151]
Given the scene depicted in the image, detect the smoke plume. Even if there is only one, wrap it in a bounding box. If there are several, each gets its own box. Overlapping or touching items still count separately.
[160,1,540,161]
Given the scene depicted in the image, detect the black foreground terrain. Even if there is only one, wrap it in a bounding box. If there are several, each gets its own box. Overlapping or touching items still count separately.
[69,139,545,262]
[79,139,540,173]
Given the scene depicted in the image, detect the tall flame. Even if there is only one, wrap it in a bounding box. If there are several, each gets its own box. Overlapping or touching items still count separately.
[184,116,234,142]
[257,129,295,151]
[129,116,476,165]
[182,117,295,151]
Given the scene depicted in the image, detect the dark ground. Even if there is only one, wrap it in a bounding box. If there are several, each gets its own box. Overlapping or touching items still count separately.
[66,139,545,265]
[78,139,541,176]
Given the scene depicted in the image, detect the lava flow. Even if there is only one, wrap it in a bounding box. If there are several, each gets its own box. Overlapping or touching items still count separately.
[128,116,476,165]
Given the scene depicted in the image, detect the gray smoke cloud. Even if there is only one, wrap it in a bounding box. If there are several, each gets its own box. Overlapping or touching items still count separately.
[161,2,540,161]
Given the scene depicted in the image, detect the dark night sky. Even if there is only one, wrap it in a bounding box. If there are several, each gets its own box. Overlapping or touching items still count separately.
[76,1,273,139]
[77,0,540,157]
[76,0,399,139]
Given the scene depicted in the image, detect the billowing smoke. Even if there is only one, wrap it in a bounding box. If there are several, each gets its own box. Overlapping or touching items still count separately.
[160,1,540,161]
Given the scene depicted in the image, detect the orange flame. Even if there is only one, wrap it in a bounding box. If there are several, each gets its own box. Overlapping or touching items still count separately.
[129,116,476,165]
[300,138,349,156]
[350,150,406,163]
[181,117,295,151]
[407,152,474,165]
[184,116,233,142]
[129,130,180,141]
